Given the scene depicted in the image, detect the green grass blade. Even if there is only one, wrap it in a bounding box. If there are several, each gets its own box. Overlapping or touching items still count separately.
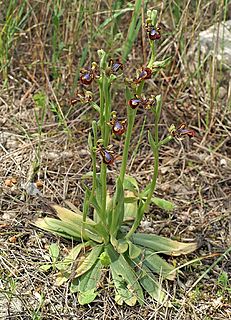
[122,0,142,62]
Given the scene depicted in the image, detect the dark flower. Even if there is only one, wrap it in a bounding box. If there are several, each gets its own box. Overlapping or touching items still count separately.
[171,123,195,139]
[109,116,127,135]
[109,59,123,74]
[128,95,155,110]
[134,67,152,84]
[98,144,116,165]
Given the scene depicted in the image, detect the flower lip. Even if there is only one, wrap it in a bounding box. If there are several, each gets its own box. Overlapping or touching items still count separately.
[110,117,127,135]
[80,71,94,85]
[97,144,116,165]
[128,98,142,109]
[109,59,123,73]
[148,26,161,40]
[128,95,155,110]
[134,67,152,84]
[171,123,195,139]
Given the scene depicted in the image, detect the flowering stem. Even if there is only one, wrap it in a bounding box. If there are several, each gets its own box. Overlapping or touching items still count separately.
[147,41,156,69]
[126,96,162,239]
[119,87,136,183]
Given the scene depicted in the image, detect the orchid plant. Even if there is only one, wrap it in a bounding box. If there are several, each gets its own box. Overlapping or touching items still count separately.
[36,10,197,306]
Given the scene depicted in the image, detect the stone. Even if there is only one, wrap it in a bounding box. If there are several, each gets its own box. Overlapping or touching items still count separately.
[189,20,231,71]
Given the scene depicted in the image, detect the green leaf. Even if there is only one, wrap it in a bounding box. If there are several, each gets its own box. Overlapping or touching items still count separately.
[138,264,167,303]
[78,260,101,293]
[124,191,138,222]
[117,239,129,254]
[56,242,90,271]
[35,217,81,240]
[52,205,103,243]
[123,175,139,193]
[107,245,144,305]
[75,245,103,278]
[132,233,198,256]
[151,197,174,211]
[148,130,156,152]
[49,243,59,263]
[110,177,124,236]
[52,205,94,225]
[70,260,102,305]
[78,289,98,305]
[99,252,111,266]
[128,241,142,260]
[143,250,176,280]
[110,236,128,254]
[39,264,52,272]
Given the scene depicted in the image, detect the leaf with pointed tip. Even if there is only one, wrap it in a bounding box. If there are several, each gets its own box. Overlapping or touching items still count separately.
[132,233,198,256]
[123,175,139,193]
[143,250,176,280]
[151,197,174,211]
[128,241,142,260]
[52,205,95,225]
[35,217,81,240]
[49,243,59,263]
[56,242,91,271]
[138,263,166,303]
[75,245,103,278]
[52,205,103,243]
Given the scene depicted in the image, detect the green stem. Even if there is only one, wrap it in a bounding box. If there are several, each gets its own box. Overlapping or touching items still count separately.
[126,97,161,239]
[147,41,156,68]
[119,87,136,183]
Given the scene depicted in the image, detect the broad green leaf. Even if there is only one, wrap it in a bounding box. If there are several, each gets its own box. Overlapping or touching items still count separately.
[124,191,138,222]
[132,233,198,256]
[78,260,101,293]
[56,242,91,271]
[49,243,59,262]
[128,241,142,260]
[52,205,103,243]
[75,245,103,278]
[143,250,176,280]
[35,218,81,240]
[138,264,166,304]
[39,264,52,272]
[151,197,174,211]
[107,245,144,305]
[110,178,124,236]
[123,175,139,193]
[78,289,98,305]
[110,236,128,254]
[52,205,95,225]
[117,239,129,254]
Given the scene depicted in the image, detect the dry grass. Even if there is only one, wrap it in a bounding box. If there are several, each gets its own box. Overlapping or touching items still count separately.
[0,0,231,319]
